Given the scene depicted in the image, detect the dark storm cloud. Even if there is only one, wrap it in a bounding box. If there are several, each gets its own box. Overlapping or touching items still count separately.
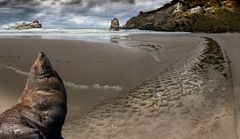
[0,0,135,6]
[0,0,39,6]
[63,0,83,5]
[0,0,170,28]
[0,0,136,16]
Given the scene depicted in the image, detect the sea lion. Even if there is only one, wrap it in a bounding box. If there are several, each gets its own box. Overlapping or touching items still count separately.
[0,52,67,139]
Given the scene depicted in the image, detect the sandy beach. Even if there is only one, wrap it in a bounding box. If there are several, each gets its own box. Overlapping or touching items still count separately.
[0,35,202,119]
[195,33,240,138]
[0,38,158,120]
[0,33,239,139]
[0,0,240,138]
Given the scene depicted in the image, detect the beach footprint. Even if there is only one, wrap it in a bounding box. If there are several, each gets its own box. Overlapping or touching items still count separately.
[55,59,70,64]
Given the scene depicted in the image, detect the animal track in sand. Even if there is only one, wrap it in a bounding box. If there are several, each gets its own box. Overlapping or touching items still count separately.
[55,59,70,64]
[0,54,21,60]
[63,38,234,139]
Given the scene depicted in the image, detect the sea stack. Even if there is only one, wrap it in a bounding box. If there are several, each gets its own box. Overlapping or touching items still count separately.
[110,18,120,31]
[14,20,42,29]
[0,52,67,139]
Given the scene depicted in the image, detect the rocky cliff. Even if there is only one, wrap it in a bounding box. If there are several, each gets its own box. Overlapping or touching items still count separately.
[13,20,42,29]
[124,0,240,32]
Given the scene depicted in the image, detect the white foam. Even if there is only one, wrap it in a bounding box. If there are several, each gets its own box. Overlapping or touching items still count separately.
[0,64,29,76]
[0,28,189,43]
[0,64,123,92]
[0,21,27,30]
[64,81,123,91]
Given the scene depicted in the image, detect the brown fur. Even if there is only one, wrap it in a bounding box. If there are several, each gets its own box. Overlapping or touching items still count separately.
[0,52,67,139]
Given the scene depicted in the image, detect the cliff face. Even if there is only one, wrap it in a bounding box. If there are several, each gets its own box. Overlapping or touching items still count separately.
[124,0,240,32]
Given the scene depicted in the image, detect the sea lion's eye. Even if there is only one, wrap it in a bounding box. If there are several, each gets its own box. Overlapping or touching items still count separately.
[33,67,38,73]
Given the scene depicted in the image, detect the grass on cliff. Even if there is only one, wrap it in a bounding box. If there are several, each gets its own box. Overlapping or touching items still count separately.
[190,11,240,32]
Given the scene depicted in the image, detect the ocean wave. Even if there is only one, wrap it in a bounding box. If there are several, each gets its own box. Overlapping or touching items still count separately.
[0,64,29,76]
[64,81,122,91]
[0,64,122,92]
[0,28,189,35]
[0,28,189,43]
[0,21,27,30]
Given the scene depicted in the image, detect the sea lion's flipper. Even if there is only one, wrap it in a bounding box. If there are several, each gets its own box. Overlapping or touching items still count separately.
[0,123,46,139]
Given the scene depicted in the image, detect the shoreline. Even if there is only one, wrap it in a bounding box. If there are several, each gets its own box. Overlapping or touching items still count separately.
[0,33,239,138]
[0,34,203,119]
[0,29,190,44]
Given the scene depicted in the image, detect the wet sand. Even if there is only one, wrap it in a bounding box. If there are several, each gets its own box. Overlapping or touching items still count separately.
[0,36,202,121]
[0,39,160,121]
[0,33,238,139]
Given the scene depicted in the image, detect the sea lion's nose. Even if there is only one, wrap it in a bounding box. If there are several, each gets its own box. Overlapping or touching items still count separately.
[38,52,45,59]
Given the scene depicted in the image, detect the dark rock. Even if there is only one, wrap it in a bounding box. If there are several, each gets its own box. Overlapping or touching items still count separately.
[14,20,42,29]
[110,18,120,31]
[190,6,204,14]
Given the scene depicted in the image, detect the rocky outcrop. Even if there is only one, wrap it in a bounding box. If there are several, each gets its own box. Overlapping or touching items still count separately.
[110,18,120,31]
[14,20,42,29]
[190,6,204,14]
[124,0,240,32]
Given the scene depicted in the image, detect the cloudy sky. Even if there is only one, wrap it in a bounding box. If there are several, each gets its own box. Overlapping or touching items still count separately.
[0,0,170,28]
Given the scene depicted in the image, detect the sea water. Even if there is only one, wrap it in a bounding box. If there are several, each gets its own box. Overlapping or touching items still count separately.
[0,28,189,43]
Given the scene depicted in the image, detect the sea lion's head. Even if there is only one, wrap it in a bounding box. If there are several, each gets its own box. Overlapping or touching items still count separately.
[30,52,54,78]
[26,52,65,92]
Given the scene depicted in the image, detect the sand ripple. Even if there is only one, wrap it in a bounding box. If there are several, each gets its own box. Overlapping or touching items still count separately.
[63,38,237,139]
